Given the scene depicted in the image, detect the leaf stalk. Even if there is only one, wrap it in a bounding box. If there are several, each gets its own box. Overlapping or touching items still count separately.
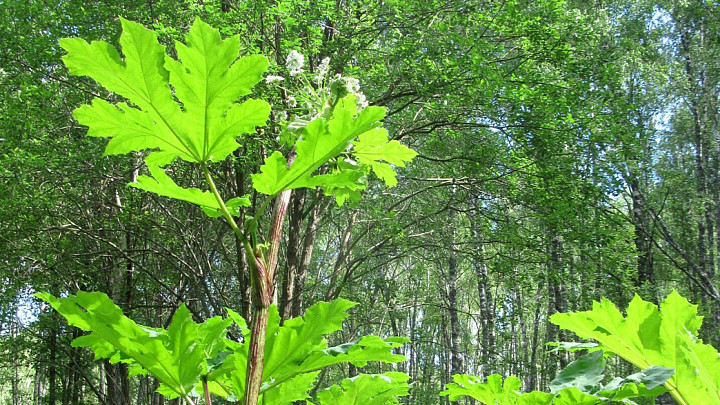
[202,377,212,405]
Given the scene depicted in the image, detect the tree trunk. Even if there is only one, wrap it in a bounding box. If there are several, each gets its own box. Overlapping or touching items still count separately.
[104,362,130,405]
[280,189,305,321]
[49,320,57,405]
[680,21,710,289]
[677,15,720,343]
[11,317,19,405]
[475,242,494,374]
[528,284,543,391]
[447,205,463,377]
[630,176,656,301]
[98,362,105,404]
[291,197,326,317]
[544,233,566,386]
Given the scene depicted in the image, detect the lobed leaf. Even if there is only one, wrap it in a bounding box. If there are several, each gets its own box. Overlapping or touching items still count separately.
[37,293,408,404]
[252,99,385,196]
[63,18,269,164]
[441,374,535,404]
[442,350,671,405]
[549,350,605,394]
[314,372,411,405]
[215,300,407,403]
[551,290,720,405]
[129,164,248,217]
[35,292,231,399]
[352,127,417,187]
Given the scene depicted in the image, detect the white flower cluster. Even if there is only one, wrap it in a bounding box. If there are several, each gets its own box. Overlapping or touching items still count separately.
[330,75,369,110]
[356,92,369,110]
[286,50,305,76]
[265,75,285,84]
[316,57,331,79]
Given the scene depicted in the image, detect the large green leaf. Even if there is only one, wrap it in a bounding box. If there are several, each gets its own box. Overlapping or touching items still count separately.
[129,164,249,217]
[251,94,416,201]
[163,304,206,396]
[442,350,671,405]
[548,388,602,405]
[64,18,415,211]
[551,290,720,405]
[215,300,406,403]
[63,18,269,164]
[352,127,417,187]
[441,374,538,404]
[440,374,612,405]
[549,350,670,401]
[549,351,605,393]
[314,372,411,405]
[252,97,385,196]
[35,292,230,399]
[262,372,320,404]
[36,293,407,404]
[597,367,673,402]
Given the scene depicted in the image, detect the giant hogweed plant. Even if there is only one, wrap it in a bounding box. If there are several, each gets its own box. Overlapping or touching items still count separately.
[442,349,673,404]
[38,18,416,405]
[552,291,720,404]
[442,291,720,405]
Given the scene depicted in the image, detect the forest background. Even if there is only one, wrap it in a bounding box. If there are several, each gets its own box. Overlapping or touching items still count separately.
[1,0,720,404]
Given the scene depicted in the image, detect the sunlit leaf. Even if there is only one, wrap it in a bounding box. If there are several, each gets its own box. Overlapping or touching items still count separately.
[63,18,269,164]
[315,373,410,405]
[35,292,230,399]
[216,300,407,403]
[251,99,385,196]
[551,290,720,404]
[352,127,417,187]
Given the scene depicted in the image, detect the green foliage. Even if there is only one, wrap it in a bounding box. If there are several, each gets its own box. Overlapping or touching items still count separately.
[441,374,533,404]
[441,349,670,404]
[352,127,418,187]
[548,350,670,401]
[36,292,408,404]
[130,164,250,217]
[63,18,269,165]
[60,16,272,218]
[441,292,720,405]
[313,372,411,404]
[5,1,720,404]
[50,16,417,405]
[63,17,415,212]
[251,96,385,196]
[551,290,720,405]
[218,299,408,402]
[35,291,218,401]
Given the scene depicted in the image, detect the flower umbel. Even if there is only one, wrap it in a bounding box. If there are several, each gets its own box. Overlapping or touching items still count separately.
[265,75,285,84]
[317,57,330,79]
[330,75,368,111]
[286,50,305,76]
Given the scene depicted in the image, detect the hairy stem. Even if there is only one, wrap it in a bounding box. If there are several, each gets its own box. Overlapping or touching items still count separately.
[244,304,270,404]
[202,153,296,405]
[244,187,293,404]
[202,377,212,405]
[244,148,296,405]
